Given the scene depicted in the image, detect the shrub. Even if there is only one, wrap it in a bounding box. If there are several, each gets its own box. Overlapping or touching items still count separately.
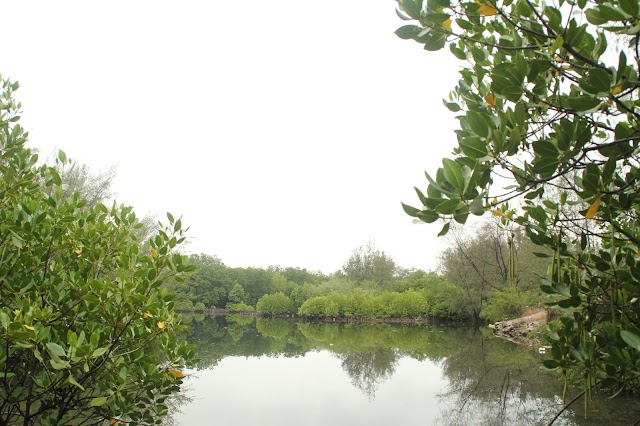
[0,77,194,425]
[256,293,295,315]
[480,288,537,323]
[226,302,255,313]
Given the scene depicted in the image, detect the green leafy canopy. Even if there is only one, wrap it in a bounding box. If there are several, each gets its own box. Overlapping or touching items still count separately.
[0,75,195,425]
[397,0,640,395]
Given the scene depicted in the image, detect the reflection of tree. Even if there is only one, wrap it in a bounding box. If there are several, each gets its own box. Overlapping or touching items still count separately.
[256,317,296,340]
[337,347,400,399]
[178,316,310,370]
[161,382,194,426]
[436,328,564,426]
[179,316,639,424]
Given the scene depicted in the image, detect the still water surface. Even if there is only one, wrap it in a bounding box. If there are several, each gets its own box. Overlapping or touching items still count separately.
[172,315,639,426]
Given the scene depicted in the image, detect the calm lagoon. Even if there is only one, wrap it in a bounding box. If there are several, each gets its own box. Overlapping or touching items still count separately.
[172,316,639,426]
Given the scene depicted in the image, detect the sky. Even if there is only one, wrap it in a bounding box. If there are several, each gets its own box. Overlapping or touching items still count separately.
[3,1,462,274]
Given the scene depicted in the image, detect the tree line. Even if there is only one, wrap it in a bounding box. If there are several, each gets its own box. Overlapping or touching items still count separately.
[167,229,549,323]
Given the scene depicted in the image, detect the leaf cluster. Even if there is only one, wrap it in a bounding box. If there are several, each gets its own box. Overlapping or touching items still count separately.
[0,76,195,425]
[397,0,640,393]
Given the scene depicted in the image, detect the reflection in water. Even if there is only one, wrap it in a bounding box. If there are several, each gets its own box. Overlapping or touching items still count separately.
[436,328,564,425]
[176,315,640,426]
[337,348,399,399]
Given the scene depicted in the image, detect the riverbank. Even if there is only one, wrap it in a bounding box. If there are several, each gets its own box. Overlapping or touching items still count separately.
[177,309,467,324]
[488,309,549,346]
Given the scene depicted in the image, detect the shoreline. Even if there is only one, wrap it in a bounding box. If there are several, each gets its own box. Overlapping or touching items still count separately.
[177,309,469,325]
[488,310,549,347]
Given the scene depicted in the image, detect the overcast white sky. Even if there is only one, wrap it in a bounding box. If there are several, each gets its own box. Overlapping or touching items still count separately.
[3,1,462,274]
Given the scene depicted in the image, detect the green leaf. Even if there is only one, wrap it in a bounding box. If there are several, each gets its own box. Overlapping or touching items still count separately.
[550,35,564,53]
[442,159,464,192]
[580,68,611,94]
[425,170,448,195]
[453,210,469,224]
[417,210,440,223]
[49,168,62,186]
[582,163,601,194]
[449,46,467,61]
[534,252,551,258]
[527,206,548,223]
[11,235,23,249]
[395,25,422,40]
[436,198,462,214]
[92,347,108,358]
[455,18,473,30]
[401,202,421,217]
[619,0,639,16]
[420,29,447,51]
[437,222,450,236]
[50,359,71,370]
[459,137,488,159]
[544,6,562,30]
[443,100,461,112]
[620,330,640,351]
[90,396,109,407]
[585,9,608,25]
[46,342,66,359]
[533,158,559,178]
[466,111,491,138]
[468,197,485,215]
[395,7,413,21]
[398,0,422,19]
[67,374,85,391]
[598,4,630,21]
[67,331,77,347]
[533,140,559,158]
[566,96,601,113]
[0,312,8,329]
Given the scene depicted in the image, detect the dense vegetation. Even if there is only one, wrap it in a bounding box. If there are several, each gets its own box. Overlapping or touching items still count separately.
[5,0,638,418]
[0,77,194,425]
[165,231,549,322]
[396,0,640,396]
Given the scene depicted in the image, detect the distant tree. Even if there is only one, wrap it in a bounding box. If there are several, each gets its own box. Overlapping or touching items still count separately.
[342,242,397,286]
[181,255,234,308]
[256,293,296,316]
[232,268,276,305]
[58,162,116,209]
[271,273,297,295]
[268,266,327,285]
[51,159,160,246]
[227,283,248,305]
[290,283,319,309]
[395,269,434,291]
[439,221,546,320]
[314,276,353,295]
[189,253,224,267]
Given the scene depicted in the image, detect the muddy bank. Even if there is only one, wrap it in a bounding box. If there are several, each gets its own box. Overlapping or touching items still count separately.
[489,310,549,346]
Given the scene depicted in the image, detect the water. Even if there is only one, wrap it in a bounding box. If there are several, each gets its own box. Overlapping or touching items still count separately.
[171,315,640,426]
